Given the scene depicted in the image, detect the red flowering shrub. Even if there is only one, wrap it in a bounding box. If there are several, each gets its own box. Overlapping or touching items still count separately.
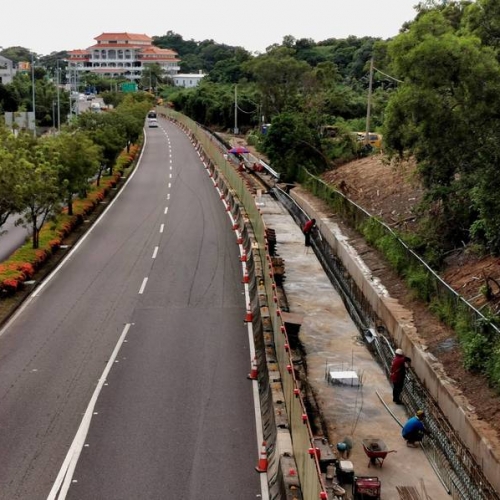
[1,278,20,294]
[18,262,35,279]
[33,249,49,268]
[48,239,61,252]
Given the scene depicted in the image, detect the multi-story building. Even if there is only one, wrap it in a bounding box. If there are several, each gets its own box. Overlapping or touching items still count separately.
[67,32,181,84]
[0,55,16,84]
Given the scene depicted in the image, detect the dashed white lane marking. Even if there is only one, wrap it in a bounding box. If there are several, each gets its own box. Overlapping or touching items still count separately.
[167,194,170,200]
[138,277,148,294]
[152,246,159,259]
[168,183,171,189]
[169,173,172,179]
[164,207,168,214]
[160,224,164,233]
[47,323,132,500]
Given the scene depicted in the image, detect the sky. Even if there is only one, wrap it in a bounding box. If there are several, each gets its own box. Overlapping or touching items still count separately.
[2,0,420,56]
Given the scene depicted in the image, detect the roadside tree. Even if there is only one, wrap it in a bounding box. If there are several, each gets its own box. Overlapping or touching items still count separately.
[47,131,101,215]
[15,136,61,249]
[75,111,126,182]
[243,48,312,119]
[0,127,24,231]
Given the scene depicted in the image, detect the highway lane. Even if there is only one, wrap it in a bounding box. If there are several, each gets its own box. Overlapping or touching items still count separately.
[0,118,261,499]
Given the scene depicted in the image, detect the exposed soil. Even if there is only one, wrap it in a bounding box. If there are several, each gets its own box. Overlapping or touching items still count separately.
[321,153,500,444]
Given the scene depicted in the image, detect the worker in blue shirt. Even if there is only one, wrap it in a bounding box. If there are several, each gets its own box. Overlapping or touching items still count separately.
[402,410,428,447]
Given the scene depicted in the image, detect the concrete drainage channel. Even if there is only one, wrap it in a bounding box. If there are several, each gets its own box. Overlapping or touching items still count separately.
[272,186,500,500]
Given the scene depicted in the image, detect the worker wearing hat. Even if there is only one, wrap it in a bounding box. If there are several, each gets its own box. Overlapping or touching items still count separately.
[390,348,411,404]
[402,410,428,447]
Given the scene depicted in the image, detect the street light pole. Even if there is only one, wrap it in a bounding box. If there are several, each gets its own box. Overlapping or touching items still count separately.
[365,56,374,145]
[31,52,36,137]
[68,64,73,121]
[234,84,238,135]
[56,61,61,132]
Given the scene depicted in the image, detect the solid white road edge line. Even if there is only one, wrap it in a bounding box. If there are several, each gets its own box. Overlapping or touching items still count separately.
[47,323,132,500]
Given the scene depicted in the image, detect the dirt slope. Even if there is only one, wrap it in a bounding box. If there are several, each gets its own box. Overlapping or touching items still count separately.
[322,153,500,442]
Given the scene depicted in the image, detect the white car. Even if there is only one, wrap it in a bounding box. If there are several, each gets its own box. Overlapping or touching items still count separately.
[148,118,158,128]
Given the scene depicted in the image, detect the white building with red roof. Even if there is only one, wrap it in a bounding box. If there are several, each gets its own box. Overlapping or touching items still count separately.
[67,32,180,82]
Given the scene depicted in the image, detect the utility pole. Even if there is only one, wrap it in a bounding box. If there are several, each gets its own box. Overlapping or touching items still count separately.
[365,56,374,145]
[234,84,238,135]
[68,64,73,120]
[31,52,36,137]
[56,61,61,132]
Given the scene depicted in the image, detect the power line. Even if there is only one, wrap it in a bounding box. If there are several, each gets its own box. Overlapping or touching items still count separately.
[373,66,404,83]
[236,104,257,114]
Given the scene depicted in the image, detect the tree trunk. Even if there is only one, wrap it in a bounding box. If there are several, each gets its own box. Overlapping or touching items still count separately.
[32,215,39,249]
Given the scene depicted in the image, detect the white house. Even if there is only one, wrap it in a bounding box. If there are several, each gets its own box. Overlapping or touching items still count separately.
[171,72,206,88]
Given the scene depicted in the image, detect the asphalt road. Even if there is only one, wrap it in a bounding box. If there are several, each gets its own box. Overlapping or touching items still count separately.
[0,118,261,499]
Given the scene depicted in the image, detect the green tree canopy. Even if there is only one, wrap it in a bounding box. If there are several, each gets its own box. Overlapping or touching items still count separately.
[48,131,101,215]
[383,7,500,252]
[243,48,312,118]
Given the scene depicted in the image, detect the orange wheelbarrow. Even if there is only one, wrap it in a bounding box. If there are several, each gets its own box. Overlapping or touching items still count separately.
[361,438,397,468]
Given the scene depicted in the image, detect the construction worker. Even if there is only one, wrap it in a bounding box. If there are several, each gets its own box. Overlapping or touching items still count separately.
[390,348,411,404]
[402,410,428,447]
[302,218,316,247]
